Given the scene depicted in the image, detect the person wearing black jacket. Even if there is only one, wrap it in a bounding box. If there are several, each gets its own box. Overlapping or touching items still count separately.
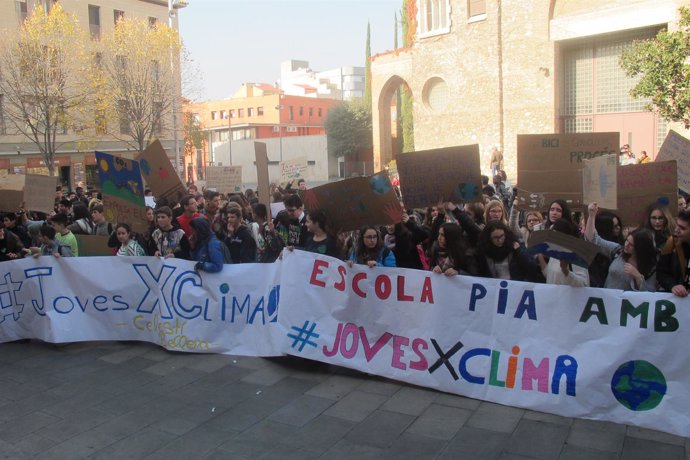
[475,221,541,282]
[224,207,257,263]
[657,210,690,297]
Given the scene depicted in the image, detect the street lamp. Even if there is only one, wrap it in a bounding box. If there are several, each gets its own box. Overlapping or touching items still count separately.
[275,104,283,161]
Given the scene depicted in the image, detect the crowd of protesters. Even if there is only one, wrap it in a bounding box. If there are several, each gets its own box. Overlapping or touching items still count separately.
[3,167,690,298]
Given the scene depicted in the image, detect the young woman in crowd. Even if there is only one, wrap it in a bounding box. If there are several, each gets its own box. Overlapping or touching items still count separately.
[349,225,396,268]
[509,198,544,243]
[384,211,428,269]
[0,223,24,261]
[585,203,657,291]
[536,218,590,287]
[533,199,574,232]
[189,217,224,273]
[641,203,675,252]
[115,223,146,257]
[483,199,508,226]
[428,222,476,276]
[475,221,540,281]
[303,209,341,258]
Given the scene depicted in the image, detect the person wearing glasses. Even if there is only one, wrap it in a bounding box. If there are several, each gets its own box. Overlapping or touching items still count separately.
[274,194,308,249]
[641,203,675,252]
[475,221,540,281]
[348,226,396,268]
[509,198,544,244]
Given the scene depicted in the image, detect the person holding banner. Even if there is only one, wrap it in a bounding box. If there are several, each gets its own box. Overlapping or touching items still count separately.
[585,203,658,291]
[115,223,146,257]
[657,210,690,297]
[348,226,396,268]
[189,217,224,273]
[536,219,590,287]
[0,223,24,261]
[223,206,257,264]
[150,207,191,260]
[429,223,476,276]
[303,209,341,259]
[475,221,540,281]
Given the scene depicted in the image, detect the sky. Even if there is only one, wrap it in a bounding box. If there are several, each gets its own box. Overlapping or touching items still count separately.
[178,0,401,101]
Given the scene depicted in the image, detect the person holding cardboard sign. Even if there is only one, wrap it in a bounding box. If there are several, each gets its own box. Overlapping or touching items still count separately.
[585,203,658,292]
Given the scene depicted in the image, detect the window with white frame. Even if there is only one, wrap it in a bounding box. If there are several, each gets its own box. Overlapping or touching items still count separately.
[417,0,451,38]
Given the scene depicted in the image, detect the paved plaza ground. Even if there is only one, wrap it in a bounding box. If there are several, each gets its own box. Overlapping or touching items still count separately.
[0,340,688,459]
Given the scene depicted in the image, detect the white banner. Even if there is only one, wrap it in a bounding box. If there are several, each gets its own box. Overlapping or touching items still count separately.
[1,251,689,438]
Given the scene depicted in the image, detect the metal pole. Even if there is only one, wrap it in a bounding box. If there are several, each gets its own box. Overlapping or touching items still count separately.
[168,0,181,176]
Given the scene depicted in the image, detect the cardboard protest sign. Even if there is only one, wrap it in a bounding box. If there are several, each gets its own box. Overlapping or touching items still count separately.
[255,142,271,213]
[280,156,308,183]
[95,151,148,233]
[396,145,482,209]
[608,160,677,227]
[516,132,619,210]
[527,229,599,268]
[0,174,57,214]
[583,154,617,210]
[75,235,112,256]
[136,139,186,204]
[299,172,402,232]
[657,129,690,194]
[206,166,243,195]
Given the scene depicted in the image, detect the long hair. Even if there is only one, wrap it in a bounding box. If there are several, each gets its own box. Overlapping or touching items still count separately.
[641,202,675,237]
[595,211,624,245]
[478,220,517,261]
[484,200,508,226]
[440,222,467,270]
[625,228,657,278]
[355,226,383,263]
[190,217,213,244]
[546,199,573,228]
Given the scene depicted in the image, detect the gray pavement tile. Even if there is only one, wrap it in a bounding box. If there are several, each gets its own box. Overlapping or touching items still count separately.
[89,427,177,459]
[571,418,627,435]
[35,429,119,460]
[0,392,64,423]
[191,363,255,386]
[466,401,525,433]
[626,425,687,446]
[262,444,321,460]
[202,397,282,432]
[215,419,299,457]
[226,355,272,370]
[523,409,573,426]
[40,407,113,443]
[559,445,618,460]
[174,380,257,407]
[184,353,236,373]
[91,389,162,417]
[151,402,227,435]
[42,388,116,418]
[439,426,511,460]
[305,374,363,400]
[323,390,389,422]
[381,432,449,460]
[143,425,233,460]
[0,437,30,459]
[381,385,438,416]
[687,438,690,460]
[98,344,153,364]
[280,414,356,454]
[406,403,472,440]
[498,454,535,460]
[140,367,207,391]
[567,419,625,453]
[268,394,335,427]
[504,419,569,460]
[345,409,415,448]
[8,432,56,455]
[240,364,291,385]
[320,438,385,460]
[357,378,402,396]
[89,398,188,441]
[621,436,685,460]
[252,376,320,405]
[139,347,173,362]
[434,392,482,410]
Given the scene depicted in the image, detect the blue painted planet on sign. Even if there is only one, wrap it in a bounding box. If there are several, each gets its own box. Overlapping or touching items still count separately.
[611,360,666,411]
[369,174,391,195]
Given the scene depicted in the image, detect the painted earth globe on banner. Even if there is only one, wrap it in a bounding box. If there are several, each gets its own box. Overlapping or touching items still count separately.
[610,360,667,411]
[369,174,391,195]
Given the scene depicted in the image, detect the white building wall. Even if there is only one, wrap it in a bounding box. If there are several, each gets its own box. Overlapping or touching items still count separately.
[211,135,338,188]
